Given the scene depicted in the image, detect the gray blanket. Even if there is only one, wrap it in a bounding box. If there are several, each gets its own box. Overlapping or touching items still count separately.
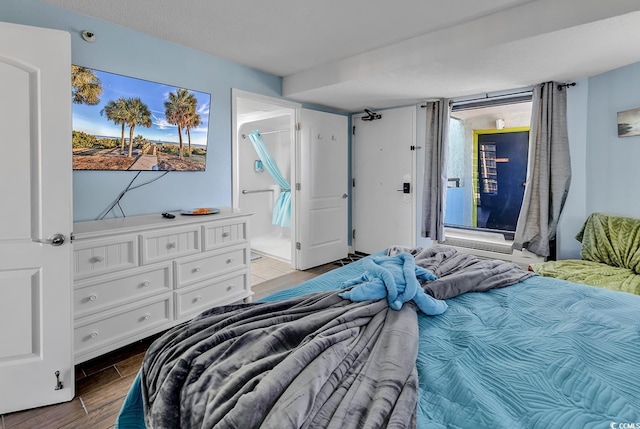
[387,244,535,299]
[142,290,419,429]
[142,246,534,429]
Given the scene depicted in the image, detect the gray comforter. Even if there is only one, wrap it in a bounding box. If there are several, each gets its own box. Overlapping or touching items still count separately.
[142,291,419,429]
[388,244,535,299]
[141,246,534,429]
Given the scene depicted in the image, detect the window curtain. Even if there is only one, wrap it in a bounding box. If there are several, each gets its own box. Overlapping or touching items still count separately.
[248,130,291,227]
[421,99,451,241]
[512,82,571,257]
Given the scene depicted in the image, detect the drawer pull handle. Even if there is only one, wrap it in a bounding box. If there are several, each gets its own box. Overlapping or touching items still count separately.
[226,258,234,264]
[222,232,230,238]
[143,313,151,320]
[142,281,150,288]
[226,284,234,291]
[89,294,98,301]
[192,266,201,273]
[89,256,103,263]
[90,331,99,339]
[167,242,177,249]
[194,296,202,302]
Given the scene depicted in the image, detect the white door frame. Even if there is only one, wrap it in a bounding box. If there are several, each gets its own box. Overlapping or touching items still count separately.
[231,89,301,267]
[351,106,417,253]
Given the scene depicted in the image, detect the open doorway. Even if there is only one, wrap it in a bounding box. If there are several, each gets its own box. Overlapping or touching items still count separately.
[475,128,529,232]
[233,90,349,271]
[446,99,532,239]
[232,90,299,265]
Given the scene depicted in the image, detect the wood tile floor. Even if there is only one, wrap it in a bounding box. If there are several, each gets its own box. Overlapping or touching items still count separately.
[250,252,297,287]
[0,256,338,429]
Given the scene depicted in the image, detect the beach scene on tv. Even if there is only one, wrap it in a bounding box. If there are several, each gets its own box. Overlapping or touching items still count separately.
[71,65,211,171]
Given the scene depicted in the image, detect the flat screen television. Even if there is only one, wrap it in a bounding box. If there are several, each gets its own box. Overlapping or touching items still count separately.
[71,65,211,171]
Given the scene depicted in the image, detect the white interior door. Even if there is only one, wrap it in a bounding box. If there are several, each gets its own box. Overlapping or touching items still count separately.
[353,106,416,254]
[0,22,74,413]
[296,109,349,269]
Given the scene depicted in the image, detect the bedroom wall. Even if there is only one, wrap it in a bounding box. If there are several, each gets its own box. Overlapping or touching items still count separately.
[585,61,640,219]
[0,0,283,222]
[557,78,589,259]
[3,0,638,256]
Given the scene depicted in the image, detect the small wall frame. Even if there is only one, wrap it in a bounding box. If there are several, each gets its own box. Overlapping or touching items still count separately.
[617,107,640,137]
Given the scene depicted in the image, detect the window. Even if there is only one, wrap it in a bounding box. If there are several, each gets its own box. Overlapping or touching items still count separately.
[444,96,532,239]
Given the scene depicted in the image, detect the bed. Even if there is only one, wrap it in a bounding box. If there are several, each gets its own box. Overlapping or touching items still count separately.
[116,245,640,428]
[530,212,640,295]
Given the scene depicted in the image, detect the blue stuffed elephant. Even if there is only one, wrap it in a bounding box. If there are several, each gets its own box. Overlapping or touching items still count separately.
[339,253,447,315]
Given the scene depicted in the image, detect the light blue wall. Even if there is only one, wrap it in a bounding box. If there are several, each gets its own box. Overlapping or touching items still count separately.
[557,78,588,259]
[1,0,282,221]
[586,62,640,219]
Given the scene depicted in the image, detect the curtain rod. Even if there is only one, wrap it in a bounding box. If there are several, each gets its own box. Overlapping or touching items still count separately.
[241,129,290,139]
[557,82,576,91]
[421,89,532,108]
[420,82,576,108]
[453,89,532,105]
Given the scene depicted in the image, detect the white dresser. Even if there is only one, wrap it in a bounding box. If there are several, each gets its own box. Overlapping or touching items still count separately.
[72,208,252,363]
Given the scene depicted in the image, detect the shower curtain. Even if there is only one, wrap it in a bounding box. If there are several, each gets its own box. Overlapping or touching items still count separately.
[248,130,291,227]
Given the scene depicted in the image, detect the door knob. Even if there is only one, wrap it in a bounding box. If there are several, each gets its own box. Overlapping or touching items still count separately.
[32,233,66,246]
[342,194,348,199]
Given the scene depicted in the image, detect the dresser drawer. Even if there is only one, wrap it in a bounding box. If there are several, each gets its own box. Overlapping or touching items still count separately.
[74,264,172,318]
[175,272,249,319]
[203,220,247,250]
[175,246,248,288]
[140,225,201,265]
[74,296,172,356]
[73,235,138,280]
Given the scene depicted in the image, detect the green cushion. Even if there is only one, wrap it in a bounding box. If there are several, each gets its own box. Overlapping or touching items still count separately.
[530,259,640,295]
[576,213,640,274]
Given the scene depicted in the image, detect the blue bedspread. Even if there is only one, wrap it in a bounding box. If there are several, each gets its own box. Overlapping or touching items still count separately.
[117,255,640,428]
[415,276,640,428]
[263,262,640,428]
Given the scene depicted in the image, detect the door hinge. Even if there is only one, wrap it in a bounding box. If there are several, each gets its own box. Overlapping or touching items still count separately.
[296,183,301,191]
[296,242,301,250]
[295,122,301,131]
[352,229,356,239]
[352,125,356,135]
[352,178,356,187]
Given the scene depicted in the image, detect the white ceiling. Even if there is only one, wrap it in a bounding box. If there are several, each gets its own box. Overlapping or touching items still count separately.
[42,0,640,112]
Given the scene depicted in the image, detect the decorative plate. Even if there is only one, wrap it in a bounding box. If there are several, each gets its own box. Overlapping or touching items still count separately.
[180,207,221,215]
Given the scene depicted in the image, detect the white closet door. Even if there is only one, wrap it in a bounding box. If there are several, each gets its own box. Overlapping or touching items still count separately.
[0,22,74,413]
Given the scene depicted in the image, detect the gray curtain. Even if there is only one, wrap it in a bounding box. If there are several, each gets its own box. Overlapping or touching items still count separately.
[512,82,571,257]
[422,99,450,241]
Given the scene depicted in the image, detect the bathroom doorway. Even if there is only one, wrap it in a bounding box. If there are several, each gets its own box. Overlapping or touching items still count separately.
[233,89,349,271]
[232,90,299,265]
